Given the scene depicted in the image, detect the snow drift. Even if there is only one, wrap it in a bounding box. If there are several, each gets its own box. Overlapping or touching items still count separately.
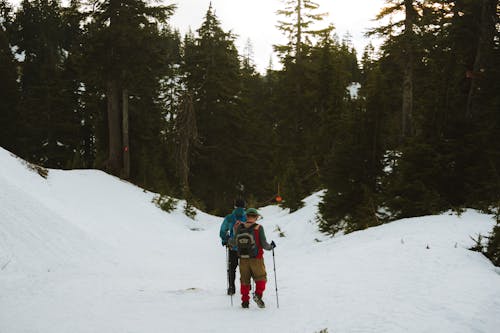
[1,147,499,333]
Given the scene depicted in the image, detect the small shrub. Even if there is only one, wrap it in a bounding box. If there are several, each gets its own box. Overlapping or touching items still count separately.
[24,161,49,179]
[469,234,486,253]
[152,194,178,213]
[184,201,197,220]
[451,206,466,217]
[274,225,285,237]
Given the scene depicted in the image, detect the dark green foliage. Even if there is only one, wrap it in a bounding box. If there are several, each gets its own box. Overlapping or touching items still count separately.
[319,0,499,236]
[10,0,80,167]
[271,2,354,211]
[486,219,500,267]
[318,102,384,234]
[382,141,450,218]
[152,194,178,213]
[235,50,277,206]
[278,160,304,212]
[469,234,486,253]
[82,0,178,191]
[0,1,19,152]
[318,40,386,234]
[182,5,245,213]
[183,201,197,220]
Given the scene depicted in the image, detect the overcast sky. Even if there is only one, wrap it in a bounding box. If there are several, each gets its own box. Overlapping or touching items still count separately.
[170,0,386,72]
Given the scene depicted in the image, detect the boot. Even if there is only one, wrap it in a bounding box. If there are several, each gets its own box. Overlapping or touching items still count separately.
[241,301,249,308]
[253,293,265,308]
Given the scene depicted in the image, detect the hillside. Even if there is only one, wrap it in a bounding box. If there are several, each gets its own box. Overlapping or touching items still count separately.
[0,148,499,333]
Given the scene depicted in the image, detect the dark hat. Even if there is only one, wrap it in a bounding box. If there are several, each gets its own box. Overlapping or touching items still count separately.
[234,198,246,208]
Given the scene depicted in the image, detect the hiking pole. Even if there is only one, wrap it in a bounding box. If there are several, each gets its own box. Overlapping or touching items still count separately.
[272,248,279,308]
[226,246,233,307]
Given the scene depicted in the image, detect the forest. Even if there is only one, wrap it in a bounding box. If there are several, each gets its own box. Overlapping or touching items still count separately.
[0,0,498,263]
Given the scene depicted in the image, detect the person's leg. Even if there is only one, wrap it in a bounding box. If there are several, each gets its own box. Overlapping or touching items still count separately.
[228,250,239,294]
[250,259,267,308]
[239,258,251,306]
[252,259,267,295]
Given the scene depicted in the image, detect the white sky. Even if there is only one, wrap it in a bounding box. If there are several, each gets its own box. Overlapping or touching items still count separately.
[170,0,386,72]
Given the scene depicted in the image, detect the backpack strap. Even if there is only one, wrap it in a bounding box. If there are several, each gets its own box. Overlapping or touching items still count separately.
[233,220,243,236]
[253,224,261,249]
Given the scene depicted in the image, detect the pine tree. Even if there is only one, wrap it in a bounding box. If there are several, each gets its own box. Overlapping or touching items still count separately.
[273,0,332,209]
[370,0,422,140]
[60,0,89,168]
[367,0,500,219]
[237,39,276,203]
[486,217,500,266]
[83,0,176,178]
[0,0,19,152]
[182,4,244,213]
[274,0,329,63]
[318,60,385,233]
[11,0,79,167]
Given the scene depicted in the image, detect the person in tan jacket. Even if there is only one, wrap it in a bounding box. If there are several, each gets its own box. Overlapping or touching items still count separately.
[233,208,276,308]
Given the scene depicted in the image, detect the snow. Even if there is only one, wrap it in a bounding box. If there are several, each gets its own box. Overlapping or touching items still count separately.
[348,82,361,99]
[1,147,499,333]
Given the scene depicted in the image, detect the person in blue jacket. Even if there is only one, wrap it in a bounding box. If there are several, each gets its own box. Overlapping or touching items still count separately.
[220,198,246,295]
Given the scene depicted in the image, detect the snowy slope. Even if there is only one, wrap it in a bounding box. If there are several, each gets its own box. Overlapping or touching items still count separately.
[1,147,499,333]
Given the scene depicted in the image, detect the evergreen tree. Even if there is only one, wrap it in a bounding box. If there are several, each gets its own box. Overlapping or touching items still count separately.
[0,0,19,152]
[308,30,354,169]
[368,0,500,220]
[183,4,243,213]
[318,51,385,234]
[83,0,176,178]
[60,0,90,168]
[11,0,80,167]
[486,216,500,267]
[370,0,423,140]
[273,0,332,209]
[237,39,277,204]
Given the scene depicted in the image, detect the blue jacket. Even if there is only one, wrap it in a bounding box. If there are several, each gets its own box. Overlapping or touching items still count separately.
[219,207,246,250]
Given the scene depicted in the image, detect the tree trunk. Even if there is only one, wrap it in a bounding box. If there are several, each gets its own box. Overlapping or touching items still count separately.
[466,0,491,118]
[177,92,197,197]
[296,0,302,63]
[122,88,130,179]
[402,0,415,139]
[107,79,122,175]
[295,0,303,135]
[402,56,414,138]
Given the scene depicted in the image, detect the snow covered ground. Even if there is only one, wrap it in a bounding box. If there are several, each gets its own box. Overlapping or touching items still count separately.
[1,147,499,333]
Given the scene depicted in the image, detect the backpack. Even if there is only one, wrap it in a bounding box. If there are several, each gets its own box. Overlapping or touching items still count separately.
[235,224,259,259]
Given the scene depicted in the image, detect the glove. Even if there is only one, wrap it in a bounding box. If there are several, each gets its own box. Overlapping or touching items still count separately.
[271,241,276,249]
[222,239,228,247]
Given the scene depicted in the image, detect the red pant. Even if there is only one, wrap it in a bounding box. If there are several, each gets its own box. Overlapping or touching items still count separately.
[241,280,266,302]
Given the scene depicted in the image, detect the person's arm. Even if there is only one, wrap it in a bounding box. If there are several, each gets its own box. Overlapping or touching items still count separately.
[258,225,274,251]
[219,217,230,244]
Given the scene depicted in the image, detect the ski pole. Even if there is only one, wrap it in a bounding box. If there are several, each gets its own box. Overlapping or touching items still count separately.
[226,246,233,307]
[272,248,279,308]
